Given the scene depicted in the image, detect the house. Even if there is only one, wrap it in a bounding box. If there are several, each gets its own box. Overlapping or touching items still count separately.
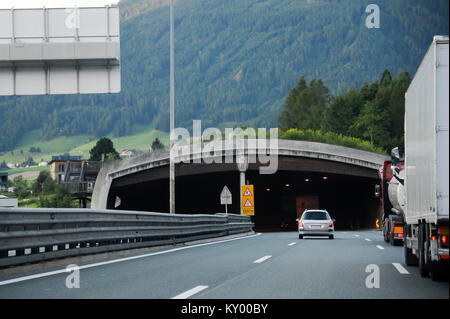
[119,149,134,158]
[48,155,83,182]
[48,155,102,208]
[119,149,142,158]
[38,161,49,167]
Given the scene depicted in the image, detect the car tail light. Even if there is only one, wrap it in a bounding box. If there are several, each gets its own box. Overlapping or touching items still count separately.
[441,235,447,245]
[299,221,304,228]
[329,221,333,227]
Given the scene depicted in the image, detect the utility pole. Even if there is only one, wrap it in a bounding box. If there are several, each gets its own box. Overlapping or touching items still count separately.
[169,0,175,214]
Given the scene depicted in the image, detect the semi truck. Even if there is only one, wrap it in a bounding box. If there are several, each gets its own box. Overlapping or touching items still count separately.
[375,155,405,246]
[396,36,449,281]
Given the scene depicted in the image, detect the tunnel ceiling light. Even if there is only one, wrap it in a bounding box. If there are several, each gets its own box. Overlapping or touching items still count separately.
[266,188,271,192]
[323,176,328,180]
[305,179,310,182]
[285,184,290,187]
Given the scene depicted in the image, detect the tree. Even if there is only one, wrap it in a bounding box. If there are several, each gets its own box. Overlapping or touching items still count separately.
[32,170,51,194]
[278,76,329,131]
[380,69,393,87]
[151,138,165,151]
[89,137,120,161]
[24,157,36,166]
[42,177,56,195]
[39,183,75,208]
[351,101,390,147]
[388,72,410,149]
[0,161,8,170]
[326,88,362,136]
[13,176,30,199]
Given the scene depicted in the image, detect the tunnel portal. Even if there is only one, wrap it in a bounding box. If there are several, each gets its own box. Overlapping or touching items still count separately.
[108,157,381,231]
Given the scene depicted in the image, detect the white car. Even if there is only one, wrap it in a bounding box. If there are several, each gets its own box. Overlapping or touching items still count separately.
[298,209,335,239]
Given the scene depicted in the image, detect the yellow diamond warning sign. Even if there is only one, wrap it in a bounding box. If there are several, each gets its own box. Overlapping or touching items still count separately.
[241,185,255,216]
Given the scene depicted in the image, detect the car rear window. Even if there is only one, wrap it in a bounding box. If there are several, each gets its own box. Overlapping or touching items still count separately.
[302,211,329,220]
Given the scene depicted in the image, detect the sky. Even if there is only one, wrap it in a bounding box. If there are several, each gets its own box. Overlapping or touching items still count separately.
[0,0,120,8]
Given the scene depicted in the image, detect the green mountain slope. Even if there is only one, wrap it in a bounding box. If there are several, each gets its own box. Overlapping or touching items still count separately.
[0,0,448,152]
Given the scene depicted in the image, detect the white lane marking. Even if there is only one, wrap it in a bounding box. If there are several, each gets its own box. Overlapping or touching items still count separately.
[392,263,409,274]
[0,233,262,287]
[253,255,272,264]
[376,245,385,250]
[172,285,209,299]
[354,234,360,237]
[288,242,296,246]
[365,238,372,242]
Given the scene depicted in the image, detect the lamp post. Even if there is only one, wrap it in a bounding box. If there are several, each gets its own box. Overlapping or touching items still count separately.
[169,0,175,214]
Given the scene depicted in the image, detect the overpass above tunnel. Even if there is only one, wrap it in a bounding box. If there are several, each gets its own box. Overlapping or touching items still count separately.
[92,139,389,231]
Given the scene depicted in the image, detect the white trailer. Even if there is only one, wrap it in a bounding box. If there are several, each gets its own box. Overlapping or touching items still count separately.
[403,36,449,281]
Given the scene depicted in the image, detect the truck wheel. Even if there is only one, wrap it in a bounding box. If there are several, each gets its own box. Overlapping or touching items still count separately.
[404,240,418,266]
[389,232,395,246]
[418,223,429,278]
[383,223,390,242]
[430,265,443,282]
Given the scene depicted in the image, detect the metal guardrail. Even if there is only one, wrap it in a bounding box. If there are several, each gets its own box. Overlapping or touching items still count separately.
[0,208,254,268]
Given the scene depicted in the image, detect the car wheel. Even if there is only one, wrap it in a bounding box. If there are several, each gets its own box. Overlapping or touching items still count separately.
[298,234,303,239]
[329,235,334,239]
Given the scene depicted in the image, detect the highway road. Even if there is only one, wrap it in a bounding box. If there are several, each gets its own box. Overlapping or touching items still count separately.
[0,230,448,299]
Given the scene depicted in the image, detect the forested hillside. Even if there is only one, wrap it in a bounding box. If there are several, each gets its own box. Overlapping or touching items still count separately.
[0,0,448,152]
[279,69,410,153]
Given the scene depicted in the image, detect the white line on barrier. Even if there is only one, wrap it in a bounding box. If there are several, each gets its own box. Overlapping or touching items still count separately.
[253,255,272,264]
[0,233,262,287]
[172,285,209,299]
[392,263,409,274]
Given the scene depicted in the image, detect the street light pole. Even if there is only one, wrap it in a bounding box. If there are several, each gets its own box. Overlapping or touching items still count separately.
[169,0,175,214]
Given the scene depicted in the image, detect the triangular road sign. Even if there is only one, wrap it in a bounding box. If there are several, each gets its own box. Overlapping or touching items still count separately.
[243,188,252,197]
[244,199,253,207]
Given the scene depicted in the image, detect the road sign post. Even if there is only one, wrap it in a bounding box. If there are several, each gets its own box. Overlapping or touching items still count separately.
[241,185,255,216]
[220,186,232,214]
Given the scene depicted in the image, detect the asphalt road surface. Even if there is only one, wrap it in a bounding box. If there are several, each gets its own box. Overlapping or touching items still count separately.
[0,231,448,299]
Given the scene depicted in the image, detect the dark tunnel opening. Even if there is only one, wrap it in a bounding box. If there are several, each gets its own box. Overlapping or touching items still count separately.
[109,168,381,232]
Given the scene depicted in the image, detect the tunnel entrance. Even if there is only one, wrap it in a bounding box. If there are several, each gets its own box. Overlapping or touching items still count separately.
[109,167,381,231]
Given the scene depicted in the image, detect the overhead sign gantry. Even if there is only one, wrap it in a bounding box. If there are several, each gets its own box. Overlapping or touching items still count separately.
[0,1,120,95]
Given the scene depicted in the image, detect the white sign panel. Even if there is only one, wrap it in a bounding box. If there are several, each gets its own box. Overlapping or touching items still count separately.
[220,186,232,205]
[0,4,120,96]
